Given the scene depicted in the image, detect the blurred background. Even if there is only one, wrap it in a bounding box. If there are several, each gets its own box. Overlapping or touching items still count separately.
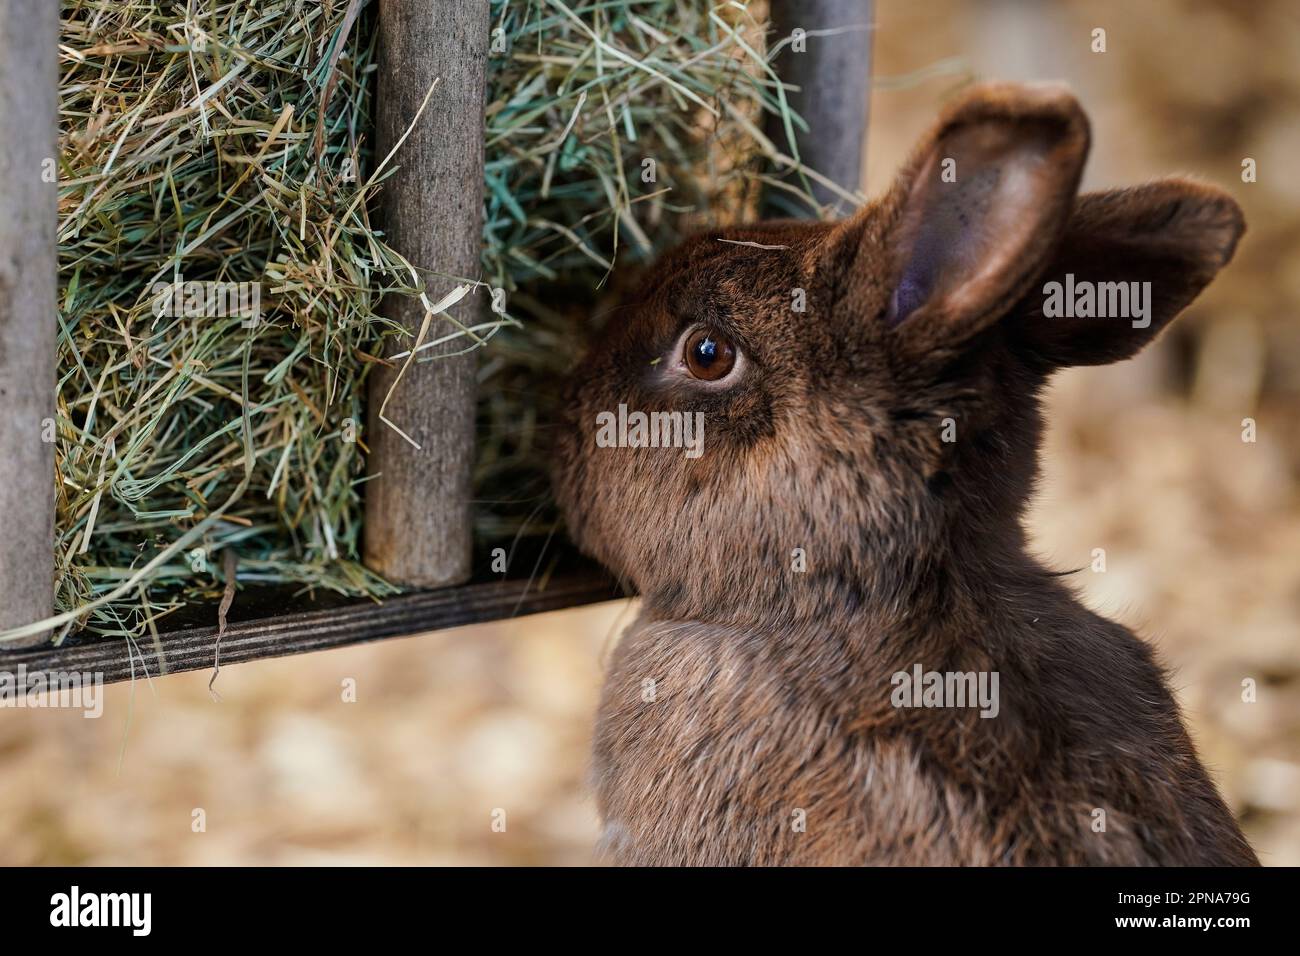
[3,0,1298,865]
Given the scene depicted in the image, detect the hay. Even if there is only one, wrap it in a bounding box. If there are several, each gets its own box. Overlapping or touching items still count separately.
[474,0,825,545]
[12,0,818,643]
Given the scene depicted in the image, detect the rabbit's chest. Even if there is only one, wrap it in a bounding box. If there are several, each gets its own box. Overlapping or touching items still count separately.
[591,620,937,864]
[589,619,1234,866]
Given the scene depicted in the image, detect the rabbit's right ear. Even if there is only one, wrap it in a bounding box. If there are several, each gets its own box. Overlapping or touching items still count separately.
[823,83,1090,361]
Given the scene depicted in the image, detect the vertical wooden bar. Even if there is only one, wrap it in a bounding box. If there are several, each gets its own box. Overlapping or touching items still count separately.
[0,0,57,645]
[364,0,488,588]
[764,0,874,216]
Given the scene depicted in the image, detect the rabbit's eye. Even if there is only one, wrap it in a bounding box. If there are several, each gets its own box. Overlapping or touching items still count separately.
[683,329,737,382]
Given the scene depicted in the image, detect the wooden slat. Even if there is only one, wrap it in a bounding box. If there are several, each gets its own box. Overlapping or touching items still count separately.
[0,566,624,686]
[0,0,58,646]
[764,0,874,216]
[362,0,489,588]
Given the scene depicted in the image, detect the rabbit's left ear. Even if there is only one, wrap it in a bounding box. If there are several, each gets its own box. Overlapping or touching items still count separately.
[825,83,1090,357]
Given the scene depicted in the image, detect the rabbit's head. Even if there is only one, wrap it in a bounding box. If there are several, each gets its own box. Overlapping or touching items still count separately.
[553,83,1244,625]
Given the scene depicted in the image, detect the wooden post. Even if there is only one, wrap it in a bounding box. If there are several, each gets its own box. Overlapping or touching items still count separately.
[764,0,874,216]
[0,0,57,645]
[363,0,488,588]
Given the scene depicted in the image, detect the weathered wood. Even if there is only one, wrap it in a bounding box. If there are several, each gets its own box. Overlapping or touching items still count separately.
[0,563,623,687]
[0,0,58,645]
[364,0,489,587]
[764,0,874,216]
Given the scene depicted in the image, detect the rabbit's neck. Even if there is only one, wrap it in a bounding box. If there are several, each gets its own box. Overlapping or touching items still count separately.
[635,535,1096,745]
[644,516,1082,674]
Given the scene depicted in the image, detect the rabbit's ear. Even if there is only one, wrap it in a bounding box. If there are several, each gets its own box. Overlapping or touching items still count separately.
[1007,180,1245,368]
[827,83,1090,357]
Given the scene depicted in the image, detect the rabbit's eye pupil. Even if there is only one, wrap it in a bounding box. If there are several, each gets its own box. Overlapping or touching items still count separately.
[684,329,737,381]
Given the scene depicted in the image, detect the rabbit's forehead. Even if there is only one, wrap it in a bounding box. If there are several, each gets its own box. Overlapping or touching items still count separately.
[651,245,800,325]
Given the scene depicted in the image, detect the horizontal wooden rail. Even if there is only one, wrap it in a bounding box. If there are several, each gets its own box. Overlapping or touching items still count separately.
[0,562,623,686]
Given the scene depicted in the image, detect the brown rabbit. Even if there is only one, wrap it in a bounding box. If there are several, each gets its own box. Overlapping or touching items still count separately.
[552,83,1258,866]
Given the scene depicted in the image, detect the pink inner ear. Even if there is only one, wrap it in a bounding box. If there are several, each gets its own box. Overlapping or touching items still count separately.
[887,273,930,326]
[889,119,1082,338]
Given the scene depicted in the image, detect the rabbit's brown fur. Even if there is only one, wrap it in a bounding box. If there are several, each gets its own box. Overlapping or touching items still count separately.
[552,83,1258,865]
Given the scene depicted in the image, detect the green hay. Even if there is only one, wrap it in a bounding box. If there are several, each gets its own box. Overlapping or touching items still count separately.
[5,0,819,644]
[474,0,828,545]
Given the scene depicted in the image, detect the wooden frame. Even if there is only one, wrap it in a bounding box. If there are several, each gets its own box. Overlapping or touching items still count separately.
[362,0,487,589]
[3,557,620,687]
[0,0,872,680]
[0,0,58,647]
[765,0,873,216]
